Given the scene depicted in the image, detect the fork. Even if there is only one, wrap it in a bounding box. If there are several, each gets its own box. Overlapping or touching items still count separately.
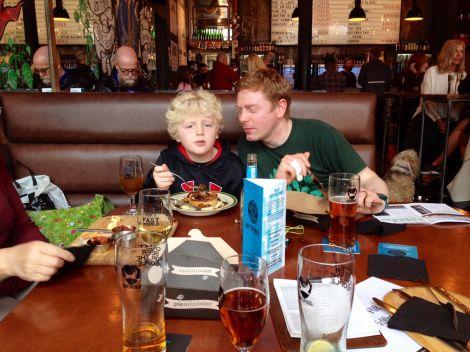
[148,162,187,184]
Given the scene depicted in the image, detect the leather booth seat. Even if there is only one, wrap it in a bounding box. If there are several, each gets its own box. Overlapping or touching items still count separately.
[0,91,376,206]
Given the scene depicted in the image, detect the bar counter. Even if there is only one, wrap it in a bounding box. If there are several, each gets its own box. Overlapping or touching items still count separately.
[0,206,469,351]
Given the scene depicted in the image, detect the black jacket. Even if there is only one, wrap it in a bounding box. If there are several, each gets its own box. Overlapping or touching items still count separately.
[98,68,152,92]
[358,59,392,98]
[144,140,244,199]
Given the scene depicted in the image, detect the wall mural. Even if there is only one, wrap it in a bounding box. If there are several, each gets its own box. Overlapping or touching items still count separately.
[88,0,115,75]
[0,0,23,41]
[139,5,153,70]
[115,0,139,49]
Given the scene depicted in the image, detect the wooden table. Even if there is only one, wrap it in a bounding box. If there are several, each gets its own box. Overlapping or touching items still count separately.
[1,206,469,352]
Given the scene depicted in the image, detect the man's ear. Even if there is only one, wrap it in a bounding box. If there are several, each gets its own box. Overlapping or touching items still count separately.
[275,99,288,118]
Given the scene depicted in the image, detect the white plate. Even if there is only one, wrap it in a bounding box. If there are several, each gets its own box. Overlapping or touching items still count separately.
[171,192,238,217]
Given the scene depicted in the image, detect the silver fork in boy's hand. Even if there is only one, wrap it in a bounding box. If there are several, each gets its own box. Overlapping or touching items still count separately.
[148,162,187,184]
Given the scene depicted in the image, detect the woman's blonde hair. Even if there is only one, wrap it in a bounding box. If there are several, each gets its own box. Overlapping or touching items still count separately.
[245,53,267,74]
[437,39,466,73]
[166,90,224,140]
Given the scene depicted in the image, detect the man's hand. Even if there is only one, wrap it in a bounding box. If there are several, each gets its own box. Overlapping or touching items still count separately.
[357,189,386,214]
[152,163,174,190]
[0,241,75,283]
[275,152,311,184]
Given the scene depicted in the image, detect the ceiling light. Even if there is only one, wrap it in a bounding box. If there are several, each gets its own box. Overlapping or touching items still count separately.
[292,7,299,21]
[349,0,366,22]
[53,0,70,21]
[405,0,423,21]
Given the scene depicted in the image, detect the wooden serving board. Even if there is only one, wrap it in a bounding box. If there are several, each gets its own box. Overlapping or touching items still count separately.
[383,287,470,352]
[69,215,178,265]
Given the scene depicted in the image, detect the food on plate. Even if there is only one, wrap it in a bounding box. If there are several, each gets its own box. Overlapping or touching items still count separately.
[87,236,113,246]
[107,216,121,230]
[184,184,219,208]
[112,225,136,233]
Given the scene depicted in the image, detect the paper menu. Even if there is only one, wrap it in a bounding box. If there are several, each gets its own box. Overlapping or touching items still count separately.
[352,277,421,352]
[272,279,380,339]
[374,203,470,224]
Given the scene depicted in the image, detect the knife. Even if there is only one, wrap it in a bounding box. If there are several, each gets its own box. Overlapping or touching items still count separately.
[434,286,470,316]
[372,297,397,314]
[392,288,413,300]
[75,228,114,233]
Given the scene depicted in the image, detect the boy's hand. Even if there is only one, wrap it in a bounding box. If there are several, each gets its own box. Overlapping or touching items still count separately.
[152,163,174,190]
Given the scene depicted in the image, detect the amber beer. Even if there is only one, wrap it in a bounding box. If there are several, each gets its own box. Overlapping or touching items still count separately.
[328,196,357,248]
[120,175,144,195]
[327,173,360,249]
[219,287,268,350]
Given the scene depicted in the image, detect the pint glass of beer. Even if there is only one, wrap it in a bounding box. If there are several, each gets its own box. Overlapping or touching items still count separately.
[328,173,360,249]
[115,231,167,352]
[298,244,355,352]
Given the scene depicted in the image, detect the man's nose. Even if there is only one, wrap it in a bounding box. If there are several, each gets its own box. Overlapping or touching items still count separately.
[196,123,204,135]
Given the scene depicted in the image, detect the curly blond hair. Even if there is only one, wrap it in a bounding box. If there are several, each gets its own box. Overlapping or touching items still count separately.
[166,90,224,140]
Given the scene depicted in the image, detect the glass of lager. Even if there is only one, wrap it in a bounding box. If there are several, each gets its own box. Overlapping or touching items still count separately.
[298,244,355,352]
[328,173,360,250]
[138,188,173,238]
[115,231,167,352]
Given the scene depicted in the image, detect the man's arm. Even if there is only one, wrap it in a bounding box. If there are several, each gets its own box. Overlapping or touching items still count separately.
[357,167,388,214]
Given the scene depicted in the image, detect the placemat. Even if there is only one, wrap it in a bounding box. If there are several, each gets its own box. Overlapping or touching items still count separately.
[269,280,387,351]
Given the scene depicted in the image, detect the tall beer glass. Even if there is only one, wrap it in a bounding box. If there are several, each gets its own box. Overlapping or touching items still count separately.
[328,173,360,249]
[298,244,355,352]
[115,231,167,352]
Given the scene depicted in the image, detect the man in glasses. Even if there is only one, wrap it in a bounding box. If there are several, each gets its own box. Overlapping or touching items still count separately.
[32,46,96,92]
[98,46,151,92]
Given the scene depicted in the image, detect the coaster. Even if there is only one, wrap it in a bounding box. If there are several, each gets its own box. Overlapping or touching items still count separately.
[321,237,360,254]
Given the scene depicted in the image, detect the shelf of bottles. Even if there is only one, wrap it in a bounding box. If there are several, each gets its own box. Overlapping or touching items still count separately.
[395,40,430,53]
[188,27,230,50]
[238,41,275,54]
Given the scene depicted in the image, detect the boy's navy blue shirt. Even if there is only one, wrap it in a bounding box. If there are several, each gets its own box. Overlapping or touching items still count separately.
[144,139,244,199]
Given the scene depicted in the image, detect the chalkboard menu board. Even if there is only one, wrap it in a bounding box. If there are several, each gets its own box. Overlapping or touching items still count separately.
[0,0,87,45]
[271,0,401,45]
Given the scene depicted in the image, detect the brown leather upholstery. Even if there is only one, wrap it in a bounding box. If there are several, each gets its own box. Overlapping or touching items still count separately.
[0,91,376,206]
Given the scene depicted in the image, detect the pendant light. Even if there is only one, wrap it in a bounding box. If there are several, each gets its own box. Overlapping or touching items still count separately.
[349,0,366,22]
[292,7,300,21]
[405,0,423,21]
[53,0,70,21]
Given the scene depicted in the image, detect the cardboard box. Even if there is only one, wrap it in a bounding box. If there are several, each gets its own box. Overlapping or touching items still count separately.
[242,178,286,274]
[164,230,237,319]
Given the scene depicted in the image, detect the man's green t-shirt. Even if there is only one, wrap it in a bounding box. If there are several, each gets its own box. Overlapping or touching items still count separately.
[238,118,367,197]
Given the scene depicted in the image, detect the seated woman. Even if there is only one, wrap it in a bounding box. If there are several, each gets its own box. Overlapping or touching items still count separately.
[144,90,244,199]
[0,158,74,318]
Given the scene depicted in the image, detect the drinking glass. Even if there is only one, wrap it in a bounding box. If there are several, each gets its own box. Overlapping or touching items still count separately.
[328,173,360,250]
[448,72,458,96]
[219,254,269,352]
[298,244,355,352]
[138,188,173,238]
[119,155,144,215]
[115,231,167,352]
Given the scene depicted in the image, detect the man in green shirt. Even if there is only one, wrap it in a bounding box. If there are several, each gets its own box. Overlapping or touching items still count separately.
[236,69,388,214]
